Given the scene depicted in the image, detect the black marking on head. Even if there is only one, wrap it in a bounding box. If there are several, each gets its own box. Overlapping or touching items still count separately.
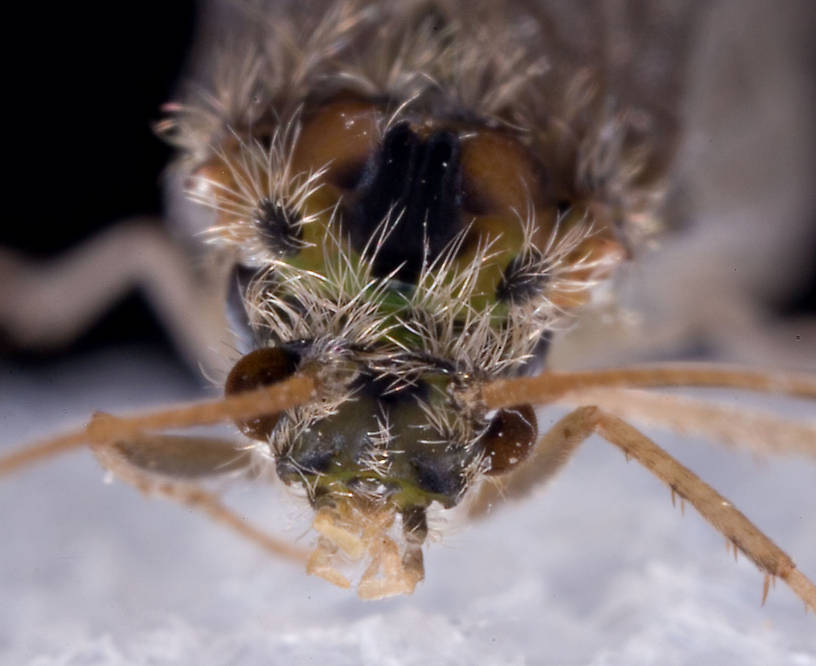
[276,449,334,481]
[497,249,549,303]
[353,372,429,405]
[297,450,335,474]
[411,454,464,498]
[352,122,464,281]
[254,197,303,256]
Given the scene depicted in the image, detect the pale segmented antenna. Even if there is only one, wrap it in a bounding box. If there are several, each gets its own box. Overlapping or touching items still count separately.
[4,367,814,473]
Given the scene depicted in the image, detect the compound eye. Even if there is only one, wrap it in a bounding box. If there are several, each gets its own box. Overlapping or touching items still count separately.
[480,405,537,475]
[224,347,301,441]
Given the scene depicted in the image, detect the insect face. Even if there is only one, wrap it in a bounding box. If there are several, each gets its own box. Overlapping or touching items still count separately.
[204,93,601,593]
[161,1,689,596]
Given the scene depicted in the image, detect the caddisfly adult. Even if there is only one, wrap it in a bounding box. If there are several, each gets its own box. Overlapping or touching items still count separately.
[1,0,814,637]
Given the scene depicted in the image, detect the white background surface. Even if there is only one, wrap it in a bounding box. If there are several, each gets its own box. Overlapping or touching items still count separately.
[1,348,814,665]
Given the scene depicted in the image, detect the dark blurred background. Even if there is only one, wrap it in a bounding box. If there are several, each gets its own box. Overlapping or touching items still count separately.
[2,3,197,364]
[2,1,815,368]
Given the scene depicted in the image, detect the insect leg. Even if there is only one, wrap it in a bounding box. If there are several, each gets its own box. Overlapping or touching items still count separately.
[92,432,254,479]
[471,406,816,611]
[0,219,231,373]
[594,409,816,612]
[555,389,816,459]
[89,432,306,564]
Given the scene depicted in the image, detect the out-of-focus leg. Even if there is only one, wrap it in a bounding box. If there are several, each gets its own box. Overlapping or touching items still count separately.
[90,432,305,564]
[554,388,816,458]
[0,219,233,374]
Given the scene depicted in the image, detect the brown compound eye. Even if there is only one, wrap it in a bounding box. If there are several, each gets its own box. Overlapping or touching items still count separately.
[224,347,300,441]
[480,404,537,475]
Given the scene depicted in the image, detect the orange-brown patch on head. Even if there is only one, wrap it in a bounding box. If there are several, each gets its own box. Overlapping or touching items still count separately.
[291,97,382,189]
[460,130,545,214]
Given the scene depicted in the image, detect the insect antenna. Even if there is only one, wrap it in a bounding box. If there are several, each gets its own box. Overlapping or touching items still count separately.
[480,364,816,409]
[0,372,316,477]
[555,388,816,459]
[2,364,813,478]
